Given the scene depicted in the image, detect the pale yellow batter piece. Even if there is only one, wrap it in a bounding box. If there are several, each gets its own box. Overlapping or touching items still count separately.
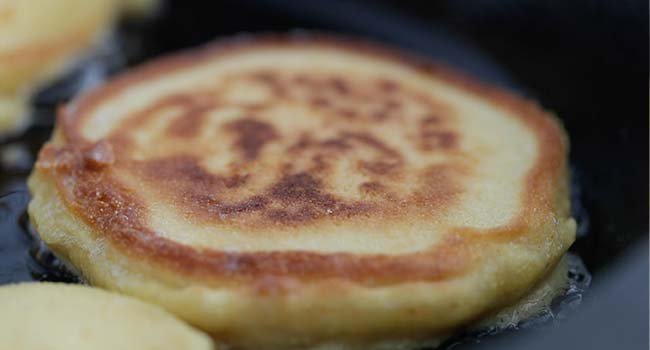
[0,282,214,350]
[0,0,158,136]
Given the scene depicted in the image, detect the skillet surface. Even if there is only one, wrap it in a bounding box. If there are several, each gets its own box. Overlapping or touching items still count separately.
[0,0,646,348]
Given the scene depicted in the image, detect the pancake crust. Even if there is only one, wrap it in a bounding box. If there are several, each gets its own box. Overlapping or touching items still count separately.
[28,34,576,349]
[0,283,213,350]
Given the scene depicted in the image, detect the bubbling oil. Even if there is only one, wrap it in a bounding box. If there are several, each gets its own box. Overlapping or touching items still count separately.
[438,253,590,349]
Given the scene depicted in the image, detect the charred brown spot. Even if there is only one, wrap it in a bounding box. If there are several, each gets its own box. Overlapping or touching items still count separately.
[143,156,220,188]
[320,137,351,150]
[288,133,314,153]
[417,114,456,151]
[266,207,318,224]
[329,78,350,95]
[310,97,331,108]
[288,132,401,162]
[414,164,461,206]
[359,160,401,175]
[377,79,399,93]
[250,71,287,97]
[370,110,389,121]
[222,173,250,188]
[138,157,266,219]
[359,181,384,194]
[341,131,400,158]
[310,155,329,172]
[421,115,442,125]
[109,94,191,137]
[293,74,311,85]
[212,196,269,216]
[141,156,248,190]
[166,104,213,138]
[420,131,457,151]
[337,108,357,119]
[224,118,278,160]
[384,100,401,110]
[241,103,269,112]
[251,71,279,84]
[265,172,371,223]
[270,173,332,205]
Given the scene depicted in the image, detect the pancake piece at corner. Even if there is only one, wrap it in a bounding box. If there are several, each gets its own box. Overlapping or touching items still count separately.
[0,0,116,134]
[0,283,213,350]
[0,0,158,136]
[28,34,576,349]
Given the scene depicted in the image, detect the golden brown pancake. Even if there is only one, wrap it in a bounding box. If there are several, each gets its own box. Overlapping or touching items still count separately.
[0,283,214,350]
[0,0,158,136]
[28,34,576,349]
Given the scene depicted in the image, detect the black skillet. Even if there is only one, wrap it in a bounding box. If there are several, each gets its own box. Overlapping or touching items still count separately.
[0,0,647,349]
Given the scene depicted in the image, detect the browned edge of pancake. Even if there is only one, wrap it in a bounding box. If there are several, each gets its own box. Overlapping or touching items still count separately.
[33,33,569,288]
